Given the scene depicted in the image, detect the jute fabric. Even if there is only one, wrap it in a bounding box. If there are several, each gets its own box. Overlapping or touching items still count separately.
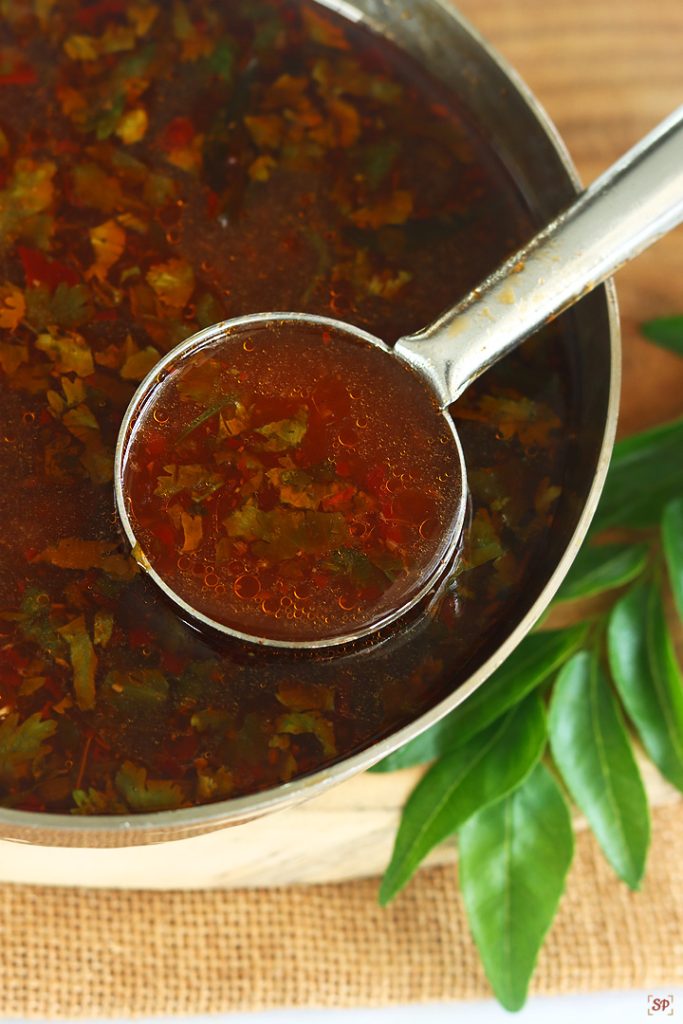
[0,803,680,1018]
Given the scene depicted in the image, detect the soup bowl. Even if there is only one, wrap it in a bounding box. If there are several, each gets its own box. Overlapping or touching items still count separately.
[0,0,618,851]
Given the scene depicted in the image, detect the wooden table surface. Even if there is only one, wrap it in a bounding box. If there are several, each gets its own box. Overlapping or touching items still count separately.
[1,0,681,889]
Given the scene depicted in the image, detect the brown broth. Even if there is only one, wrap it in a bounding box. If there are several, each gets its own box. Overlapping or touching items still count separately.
[0,0,571,814]
[121,319,463,643]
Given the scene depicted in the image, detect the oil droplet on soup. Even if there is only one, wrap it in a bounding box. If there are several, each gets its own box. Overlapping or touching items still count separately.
[121,321,462,642]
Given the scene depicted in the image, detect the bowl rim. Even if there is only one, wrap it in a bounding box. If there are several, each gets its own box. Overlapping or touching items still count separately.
[0,0,621,844]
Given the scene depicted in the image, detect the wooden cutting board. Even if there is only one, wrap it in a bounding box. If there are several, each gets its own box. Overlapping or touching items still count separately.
[1,0,681,889]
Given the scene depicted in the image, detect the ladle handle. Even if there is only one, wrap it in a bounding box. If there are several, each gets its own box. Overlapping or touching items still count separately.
[395,106,683,407]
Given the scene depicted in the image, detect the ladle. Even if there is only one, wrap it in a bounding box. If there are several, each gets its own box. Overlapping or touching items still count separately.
[115,106,683,649]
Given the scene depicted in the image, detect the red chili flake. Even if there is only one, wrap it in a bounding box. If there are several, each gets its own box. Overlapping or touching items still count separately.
[206,190,219,218]
[167,734,198,763]
[128,627,154,649]
[152,522,178,548]
[74,0,126,28]
[43,677,65,700]
[161,117,196,150]
[2,67,36,86]
[0,665,21,689]
[161,651,187,675]
[145,436,167,458]
[1,647,27,670]
[51,139,80,156]
[19,247,80,289]
[16,794,43,811]
[365,464,386,495]
[321,485,355,510]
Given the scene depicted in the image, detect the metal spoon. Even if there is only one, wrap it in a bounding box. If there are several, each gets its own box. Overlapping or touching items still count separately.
[115,106,683,649]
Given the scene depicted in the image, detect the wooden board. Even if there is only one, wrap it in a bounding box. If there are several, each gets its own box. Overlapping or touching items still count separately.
[0,752,677,890]
[0,0,681,888]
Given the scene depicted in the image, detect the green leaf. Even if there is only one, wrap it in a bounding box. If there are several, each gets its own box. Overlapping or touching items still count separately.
[255,409,308,450]
[323,546,393,590]
[608,582,683,791]
[26,283,93,331]
[0,158,55,250]
[194,291,225,329]
[102,668,170,710]
[18,587,66,658]
[72,783,126,815]
[590,417,683,532]
[205,38,235,81]
[662,498,683,620]
[0,713,57,783]
[372,627,584,772]
[58,615,98,711]
[178,395,236,441]
[275,711,336,757]
[379,692,546,904]
[641,315,683,355]
[360,140,400,189]
[50,282,93,328]
[224,503,348,560]
[35,328,94,376]
[114,761,184,812]
[548,651,649,888]
[555,542,648,603]
[459,763,573,1012]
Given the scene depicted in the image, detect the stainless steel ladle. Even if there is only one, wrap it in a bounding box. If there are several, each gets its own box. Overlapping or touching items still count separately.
[115,106,683,649]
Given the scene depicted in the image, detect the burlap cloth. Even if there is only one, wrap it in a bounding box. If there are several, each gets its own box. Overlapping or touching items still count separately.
[0,802,680,1018]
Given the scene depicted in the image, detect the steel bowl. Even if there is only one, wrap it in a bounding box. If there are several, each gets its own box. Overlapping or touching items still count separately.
[0,0,619,852]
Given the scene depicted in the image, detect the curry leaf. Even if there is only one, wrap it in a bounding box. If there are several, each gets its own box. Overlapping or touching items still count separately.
[72,784,126,815]
[179,396,236,440]
[103,668,169,710]
[641,315,683,355]
[26,282,93,330]
[18,587,66,658]
[373,626,583,773]
[58,615,98,711]
[590,417,683,532]
[33,537,135,579]
[275,711,336,757]
[115,761,184,812]
[548,651,649,888]
[34,329,94,376]
[554,542,648,603]
[0,713,57,783]
[49,282,93,328]
[256,410,308,450]
[146,258,195,308]
[379,692,546,904]
[662,498,683,620]
[608,582,683,792]
[459,763,573,1012]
